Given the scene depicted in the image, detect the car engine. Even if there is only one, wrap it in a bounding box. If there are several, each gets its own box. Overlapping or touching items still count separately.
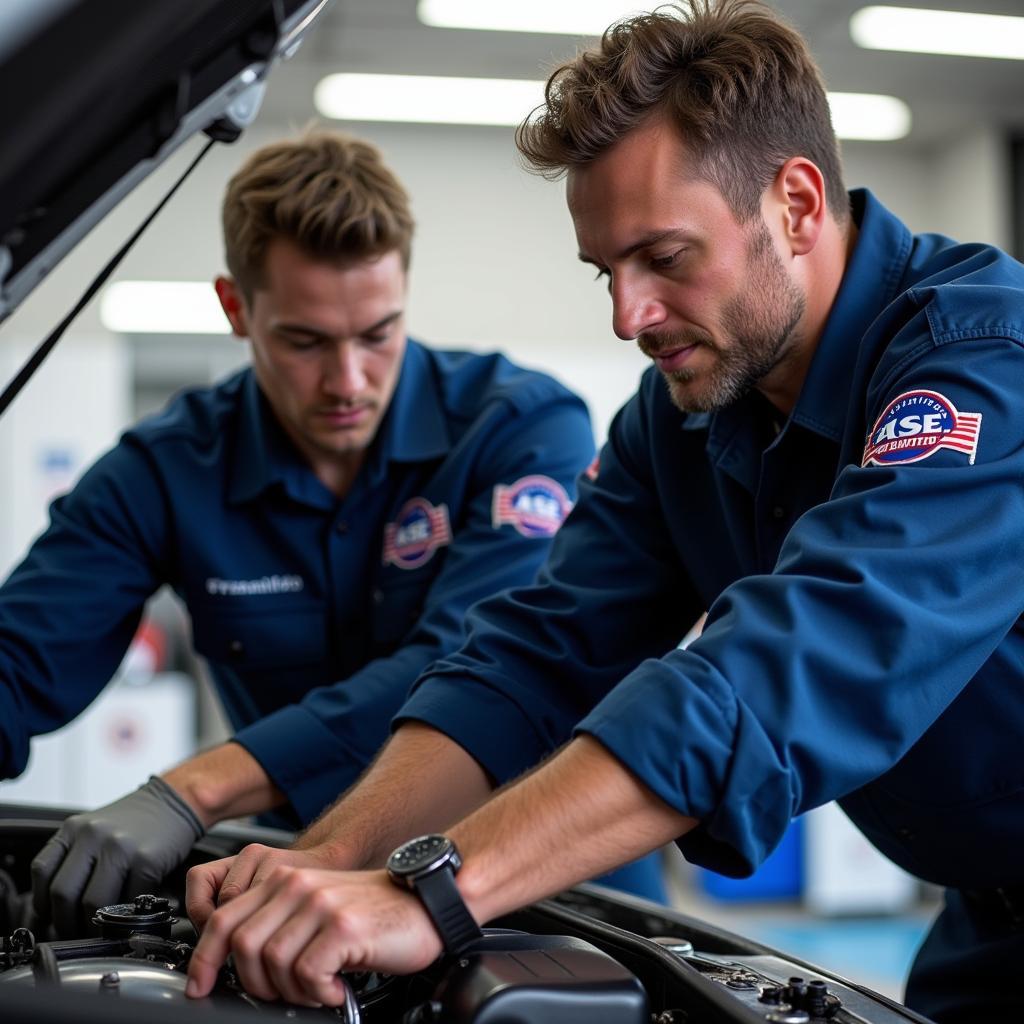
[0,806,931,1024]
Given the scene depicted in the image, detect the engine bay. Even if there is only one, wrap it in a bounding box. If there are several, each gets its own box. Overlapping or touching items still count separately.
[0,806,929,1024]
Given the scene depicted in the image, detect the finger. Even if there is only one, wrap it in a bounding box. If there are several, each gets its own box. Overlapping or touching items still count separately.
[229,871,319,1001]
[262,901,328,1007]
[187,875,286,998]
[30,833,70,920]
[186,859,234,933]
[216,844,268,905]
[80,844,132,926]
[292,926,353,1007]
[49,844,102,936]
[125,858,171,905]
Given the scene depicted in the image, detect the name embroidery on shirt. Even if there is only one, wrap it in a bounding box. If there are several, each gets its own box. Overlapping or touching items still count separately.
[492,475,573,538]
[382,498,452,569]
[205,575,304,596]
[861,389,982,467]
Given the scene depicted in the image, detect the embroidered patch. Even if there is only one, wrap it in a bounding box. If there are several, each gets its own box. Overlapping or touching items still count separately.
[862,389,982,467]
[584,455,600,481]
[382,498,452,569]
[492,475,573,538]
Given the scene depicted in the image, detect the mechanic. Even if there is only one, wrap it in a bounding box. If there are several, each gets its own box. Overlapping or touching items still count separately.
[183,4,1024,1021]
[4,130,663,932]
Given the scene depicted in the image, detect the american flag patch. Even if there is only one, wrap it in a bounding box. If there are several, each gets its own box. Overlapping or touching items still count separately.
[383,498,452,569]
[492,475,572,538]
[862,389,982,467]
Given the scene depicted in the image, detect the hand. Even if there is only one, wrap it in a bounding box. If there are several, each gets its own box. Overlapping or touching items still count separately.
[186,844,339,932]
[186,866,442,1007]
[31,776,204,935]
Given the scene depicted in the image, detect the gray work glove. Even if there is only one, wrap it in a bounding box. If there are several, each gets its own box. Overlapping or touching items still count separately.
[31,775,204,936]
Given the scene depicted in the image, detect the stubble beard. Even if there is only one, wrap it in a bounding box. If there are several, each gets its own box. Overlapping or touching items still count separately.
[644,224,806,414]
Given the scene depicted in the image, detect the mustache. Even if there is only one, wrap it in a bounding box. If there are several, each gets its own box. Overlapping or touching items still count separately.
[636,330,714,360]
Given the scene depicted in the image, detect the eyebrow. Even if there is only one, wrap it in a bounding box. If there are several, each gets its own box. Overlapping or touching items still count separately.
[578,229,695,266]
[274,310,404,338]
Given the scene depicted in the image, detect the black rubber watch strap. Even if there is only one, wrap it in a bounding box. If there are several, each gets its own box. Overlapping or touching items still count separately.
[414,865,482,953]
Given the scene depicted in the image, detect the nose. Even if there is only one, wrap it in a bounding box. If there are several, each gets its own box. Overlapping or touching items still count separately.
[610,274,667,341]
[322,342,366,399]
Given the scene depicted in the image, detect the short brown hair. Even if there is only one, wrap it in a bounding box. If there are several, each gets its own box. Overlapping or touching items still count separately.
[222,131,415,297]
[516,0,847,222]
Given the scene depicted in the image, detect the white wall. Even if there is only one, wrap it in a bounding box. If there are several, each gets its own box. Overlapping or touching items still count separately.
[2,122,1013,459]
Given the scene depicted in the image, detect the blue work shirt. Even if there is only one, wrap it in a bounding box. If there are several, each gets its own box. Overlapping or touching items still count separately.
[399,190,1024,891]
[0,340,594,826]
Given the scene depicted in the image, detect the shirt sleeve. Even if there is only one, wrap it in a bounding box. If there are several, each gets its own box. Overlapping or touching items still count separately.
[393,378,706,789]
[234,394,599,824]
[578,333,1024,877]
[0,440,167,777]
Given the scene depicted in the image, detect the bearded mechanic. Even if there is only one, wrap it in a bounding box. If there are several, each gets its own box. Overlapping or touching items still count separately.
[6,129,669,933]
[185,5,1024,1022]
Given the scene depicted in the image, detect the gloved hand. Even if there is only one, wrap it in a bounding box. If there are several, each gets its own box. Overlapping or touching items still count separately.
[31,775,204,936]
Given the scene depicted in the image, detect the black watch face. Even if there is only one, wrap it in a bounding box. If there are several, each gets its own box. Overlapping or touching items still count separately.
[388,834,452,876]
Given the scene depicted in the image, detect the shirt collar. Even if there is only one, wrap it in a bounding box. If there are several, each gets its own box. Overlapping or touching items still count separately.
[789,188,913,441]
[681,189,913,490]
[228,339,450,505]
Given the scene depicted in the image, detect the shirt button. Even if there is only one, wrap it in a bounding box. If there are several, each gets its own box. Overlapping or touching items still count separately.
[372,588,384,604]
[335,520,349,534]
[772,505,786,520]
[228,639,245,658]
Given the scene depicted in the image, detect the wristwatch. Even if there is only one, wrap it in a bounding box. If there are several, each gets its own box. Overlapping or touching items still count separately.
[386,834,482,954]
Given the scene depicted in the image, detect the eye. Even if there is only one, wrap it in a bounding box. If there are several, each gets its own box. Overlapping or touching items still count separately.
[286,337,320,352]
[651,249,684,270]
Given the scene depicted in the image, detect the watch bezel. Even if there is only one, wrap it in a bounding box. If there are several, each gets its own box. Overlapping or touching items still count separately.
[386,833,462,885]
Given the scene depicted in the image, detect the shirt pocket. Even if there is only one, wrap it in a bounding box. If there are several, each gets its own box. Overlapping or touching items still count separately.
[190,600,327,671]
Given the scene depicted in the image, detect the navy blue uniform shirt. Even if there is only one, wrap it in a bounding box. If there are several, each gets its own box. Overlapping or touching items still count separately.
[400,190,1024,891]
[0,340,594,826]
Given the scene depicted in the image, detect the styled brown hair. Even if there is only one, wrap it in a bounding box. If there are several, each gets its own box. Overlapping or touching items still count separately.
[516,0,847,222]
[222,130,415,297]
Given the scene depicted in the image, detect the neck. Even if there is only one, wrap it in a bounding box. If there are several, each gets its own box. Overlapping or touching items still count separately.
[758,214,858,417]
[313,450,366,498]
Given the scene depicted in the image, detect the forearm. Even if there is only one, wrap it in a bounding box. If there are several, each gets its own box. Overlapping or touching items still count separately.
[453,735,697,923]
[162,741,285,829]
[293,722,492,866]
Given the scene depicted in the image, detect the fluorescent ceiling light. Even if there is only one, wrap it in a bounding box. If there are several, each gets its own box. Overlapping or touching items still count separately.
[101,281,229,334]
[315,73,910,140]
[851,6,1024,60]
[315,74,545,126]
[418,0,660,36]
[828,92,911,141]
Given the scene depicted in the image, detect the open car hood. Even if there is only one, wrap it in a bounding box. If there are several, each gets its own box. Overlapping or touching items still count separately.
[0,0,331,324]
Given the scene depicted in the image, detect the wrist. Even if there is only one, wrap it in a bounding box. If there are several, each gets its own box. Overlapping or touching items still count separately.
[160,767,221,830]
[453,847,500,925]
[296,834,365,870]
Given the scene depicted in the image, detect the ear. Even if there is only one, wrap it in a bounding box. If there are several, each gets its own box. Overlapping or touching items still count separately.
[768,158,827,257]
[214,276,249,339]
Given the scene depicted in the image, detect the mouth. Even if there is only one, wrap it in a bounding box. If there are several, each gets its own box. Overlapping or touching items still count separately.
[650,344,700,373]
[317,405,372,427]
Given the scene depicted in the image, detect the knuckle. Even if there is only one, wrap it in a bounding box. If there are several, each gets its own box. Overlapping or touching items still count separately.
[267,863,295,886]
[294,957,321,987]
[218,882,243,902]
[306,888,336,916]
[232,929,261,960]
[262,940,289,971]
[204,910,230,940]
